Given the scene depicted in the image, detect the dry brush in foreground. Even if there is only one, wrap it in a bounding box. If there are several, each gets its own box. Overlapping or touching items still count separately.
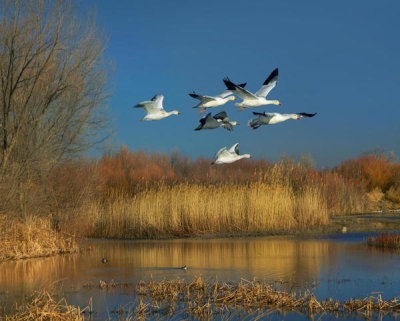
[92,276,400,320]
[7,277,400,320]
[3,290,88,321]
[0,216,78,262]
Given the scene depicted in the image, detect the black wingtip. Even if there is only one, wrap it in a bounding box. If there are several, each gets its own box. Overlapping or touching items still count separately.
[298,112,317,117]
[263,68,279,85]
[238,82,247,88]
[213,111,228,120]
[223,77,237,90]
[252,111,264,116]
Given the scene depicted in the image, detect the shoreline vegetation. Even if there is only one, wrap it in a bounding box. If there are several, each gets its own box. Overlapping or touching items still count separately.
[5,277,400,320]
[0,216,78,262]
[1,148,400,261]
[368,233,400,249]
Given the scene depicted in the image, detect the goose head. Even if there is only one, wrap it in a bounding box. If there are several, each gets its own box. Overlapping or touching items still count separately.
[227,96,237,101]
[230,121,239,126]
[170,110,181,115]
[241,154,251,159]
[272,100,282,106]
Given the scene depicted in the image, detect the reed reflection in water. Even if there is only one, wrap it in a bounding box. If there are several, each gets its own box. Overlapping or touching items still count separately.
[0,237,333,303]
[3,235,400,319]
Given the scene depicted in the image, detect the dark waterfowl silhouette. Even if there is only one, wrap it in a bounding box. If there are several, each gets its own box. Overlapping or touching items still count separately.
[194,111,238,131]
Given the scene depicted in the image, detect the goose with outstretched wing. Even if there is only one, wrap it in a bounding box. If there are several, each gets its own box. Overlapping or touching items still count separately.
[248,112,317,129]
[223,68,281,111]
[133,94,181,121]
[212,143,251,164]
[189,83,246,115]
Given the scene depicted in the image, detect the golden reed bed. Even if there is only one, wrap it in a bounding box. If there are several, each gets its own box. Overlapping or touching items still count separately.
[82,183,329,239]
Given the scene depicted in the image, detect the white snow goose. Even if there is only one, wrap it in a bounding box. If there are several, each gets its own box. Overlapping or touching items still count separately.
[195,111,239,131]
[248,112,317,129]
[133,94,181,121]
[223,68,282,111]
[189,83,246,115]
[212,143,251,164]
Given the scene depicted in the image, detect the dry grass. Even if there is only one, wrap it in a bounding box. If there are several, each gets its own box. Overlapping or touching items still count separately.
[83,182,329,239]
[96,276,400,319]
[386,185,400,204]
[4,148,400,241]
[368,233,400,249]
[6,277,400,320]
[3,290,89,321]
[0,216,78,261]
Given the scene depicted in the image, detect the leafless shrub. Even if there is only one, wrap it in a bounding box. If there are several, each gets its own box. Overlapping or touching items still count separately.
[0,0,110,216]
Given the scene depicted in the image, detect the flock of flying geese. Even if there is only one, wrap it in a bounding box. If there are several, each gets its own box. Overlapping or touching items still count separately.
[133,68,317,164]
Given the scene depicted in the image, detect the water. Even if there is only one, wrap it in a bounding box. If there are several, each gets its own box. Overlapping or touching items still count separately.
[1,233,400,320]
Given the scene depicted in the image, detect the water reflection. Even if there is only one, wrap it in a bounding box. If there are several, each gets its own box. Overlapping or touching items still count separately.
[1,235,400,319]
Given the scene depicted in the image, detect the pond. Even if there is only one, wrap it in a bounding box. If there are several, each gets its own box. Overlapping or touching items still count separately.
[1,232,400,320]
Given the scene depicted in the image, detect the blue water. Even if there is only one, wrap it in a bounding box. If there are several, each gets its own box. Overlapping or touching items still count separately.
[1,232,400,320]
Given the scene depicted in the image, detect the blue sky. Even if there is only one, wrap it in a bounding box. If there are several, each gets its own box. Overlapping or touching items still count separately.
[83,0,400,167]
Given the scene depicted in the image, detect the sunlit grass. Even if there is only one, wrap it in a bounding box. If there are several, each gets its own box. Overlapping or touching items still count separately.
[0,216,78,261]
[4,290,89,321]
[6,277,400,320]
[83,182,329,239]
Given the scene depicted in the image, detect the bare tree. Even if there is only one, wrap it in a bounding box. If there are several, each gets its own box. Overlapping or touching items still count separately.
[0,0,110,213]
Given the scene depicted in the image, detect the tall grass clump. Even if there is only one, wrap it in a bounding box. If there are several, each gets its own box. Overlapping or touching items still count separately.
[368,233,400,249]
[4,290,88,321]
[0,216,77,261]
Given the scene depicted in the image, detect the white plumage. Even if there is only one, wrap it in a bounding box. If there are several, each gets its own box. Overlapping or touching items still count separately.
[248,112,317,129]
[212,143,251,164]
[223,68,281,110]
[133,94,181,121]
[189,82,246,115]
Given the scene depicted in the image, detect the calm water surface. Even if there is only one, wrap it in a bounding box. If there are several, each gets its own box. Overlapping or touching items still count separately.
[1,232,400,320]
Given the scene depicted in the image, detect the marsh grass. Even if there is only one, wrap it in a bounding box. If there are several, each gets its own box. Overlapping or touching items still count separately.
[368,233,400,249]
[83,183,329,239]
[95,277,400,319]
[3,290,88,321]
[3,148,389,241]
[0,216,78,261]
[6,277,400,320]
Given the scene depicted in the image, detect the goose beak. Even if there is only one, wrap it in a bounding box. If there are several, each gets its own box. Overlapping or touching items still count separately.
[233,97,237,100]
[278,102,282,106]
[211,161,215,165]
